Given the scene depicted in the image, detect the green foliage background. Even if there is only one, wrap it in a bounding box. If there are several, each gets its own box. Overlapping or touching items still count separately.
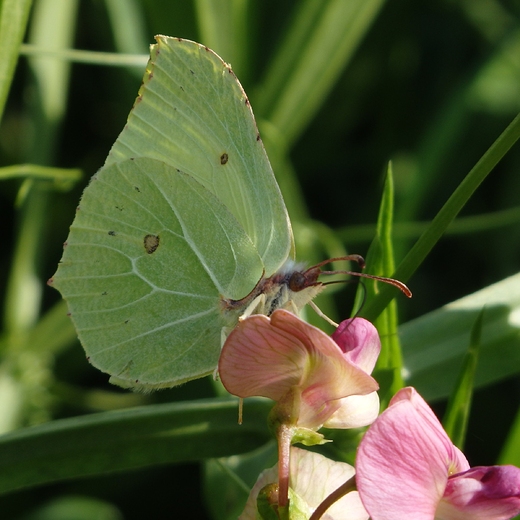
[1,0,520,518]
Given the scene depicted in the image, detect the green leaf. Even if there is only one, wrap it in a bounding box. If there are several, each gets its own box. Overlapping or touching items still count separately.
[203,443,278,520]
[400,273,520,401]
[0,397,271,495]
[442,309,483,450]
[22,495,122,520]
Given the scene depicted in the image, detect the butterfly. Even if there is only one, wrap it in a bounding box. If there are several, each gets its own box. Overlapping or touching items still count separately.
[50,36,409,391]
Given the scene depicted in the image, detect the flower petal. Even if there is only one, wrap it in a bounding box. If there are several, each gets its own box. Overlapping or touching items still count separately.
[239,448,369,520]
[332,318,381,374]
[324,391,380,429]
[356,387,469,520]
[219,310,378,419]
[435,465,520,520]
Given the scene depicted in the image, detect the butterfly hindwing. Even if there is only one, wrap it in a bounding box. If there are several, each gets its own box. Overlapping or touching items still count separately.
[51,158,264,388]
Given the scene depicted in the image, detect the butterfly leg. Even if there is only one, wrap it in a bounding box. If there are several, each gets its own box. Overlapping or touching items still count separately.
[239,293,267,320]
[308,300,339,327]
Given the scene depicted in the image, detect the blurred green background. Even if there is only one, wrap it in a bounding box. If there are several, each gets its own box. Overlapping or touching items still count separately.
[1,0,520,518]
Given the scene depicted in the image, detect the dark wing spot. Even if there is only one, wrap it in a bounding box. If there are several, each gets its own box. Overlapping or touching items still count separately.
[220,152,229,165]
[108,230,116,236]
[144,234,160,254]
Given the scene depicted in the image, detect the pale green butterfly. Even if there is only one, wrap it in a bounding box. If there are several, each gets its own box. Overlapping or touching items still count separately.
[50,36,406,391]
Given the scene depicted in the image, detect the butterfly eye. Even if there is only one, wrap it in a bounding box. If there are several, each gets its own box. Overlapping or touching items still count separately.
[288,271,307,292]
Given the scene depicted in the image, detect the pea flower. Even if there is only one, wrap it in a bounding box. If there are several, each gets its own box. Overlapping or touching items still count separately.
[239,447,369,520]
[356,386,520,520]
[219,309,380,431]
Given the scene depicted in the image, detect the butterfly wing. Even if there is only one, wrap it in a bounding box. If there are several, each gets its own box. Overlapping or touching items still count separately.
[107,36,293,276]
[51,158,264,389]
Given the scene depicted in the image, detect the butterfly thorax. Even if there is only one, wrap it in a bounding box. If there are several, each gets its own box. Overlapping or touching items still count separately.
[220,261,325,319]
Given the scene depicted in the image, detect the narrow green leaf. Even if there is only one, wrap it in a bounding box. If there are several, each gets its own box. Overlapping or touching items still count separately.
[337,206,520,245]
[3,183,49,337]
[362,111,520,322]
[28,0,78,131]
[22,300,77,356]
[256,0,385,148]
[3,0,80,337]
[499,404,520,466]
[0,164,81,190]
[0,397,271,495]
[0,0,33,123]
[442,309,483,450]
[20,45,148,67]
[358,164,404,403]
[254,0,325,116]
[194,0,249,79]
[104,0,148,55]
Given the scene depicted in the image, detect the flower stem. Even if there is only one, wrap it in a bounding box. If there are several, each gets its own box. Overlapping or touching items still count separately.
[309,475,357,520]
[277,424,293,508]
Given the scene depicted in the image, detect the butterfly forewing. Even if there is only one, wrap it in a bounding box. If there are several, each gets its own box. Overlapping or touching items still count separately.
[107,36,293,277]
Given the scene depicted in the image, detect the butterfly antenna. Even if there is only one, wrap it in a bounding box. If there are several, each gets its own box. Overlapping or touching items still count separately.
[308,255,411,298]
[318,267,412,298]
[322,270,412,298]
[308,255,366,271]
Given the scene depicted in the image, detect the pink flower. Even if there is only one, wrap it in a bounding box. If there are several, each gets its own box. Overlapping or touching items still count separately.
[219,309,380,430]
[356,387,520,520]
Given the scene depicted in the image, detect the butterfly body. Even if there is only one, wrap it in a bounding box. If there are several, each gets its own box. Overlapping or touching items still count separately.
[221,260,325,319]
